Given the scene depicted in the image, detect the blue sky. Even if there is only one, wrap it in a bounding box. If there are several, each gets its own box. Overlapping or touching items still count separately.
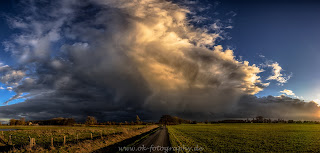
[0,0,20,106]
[200,0,320,102]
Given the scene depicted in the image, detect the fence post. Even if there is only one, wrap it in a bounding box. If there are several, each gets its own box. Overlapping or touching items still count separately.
[91,133,93,140]
[30,138,35,148]
[63,136,66,146]
[9,135,12,145]
[30,138,33,148]
[51,137,54,148]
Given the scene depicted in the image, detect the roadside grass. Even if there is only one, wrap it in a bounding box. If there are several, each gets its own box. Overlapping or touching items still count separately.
[93,126,160,153]
[0,125,158,152]
[168,123,320,152]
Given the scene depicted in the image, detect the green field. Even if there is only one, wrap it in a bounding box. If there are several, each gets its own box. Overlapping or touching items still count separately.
[0,125,157,152]
[168,123,320,152]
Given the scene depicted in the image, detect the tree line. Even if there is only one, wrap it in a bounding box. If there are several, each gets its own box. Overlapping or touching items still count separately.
[9,117,75,126]
[9,118,26,125]
[8,115,320,126]
[158,115,192,125]
[7,115,146,126]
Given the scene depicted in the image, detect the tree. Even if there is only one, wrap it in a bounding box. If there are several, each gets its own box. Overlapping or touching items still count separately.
[159,115,189,125]
[29,118,76,125]
[85,116,97,126]
[256,116,264,123]
[15,120,22,125]
[136,115,141,124]
[20,118,26,125]
[9,119,17,125]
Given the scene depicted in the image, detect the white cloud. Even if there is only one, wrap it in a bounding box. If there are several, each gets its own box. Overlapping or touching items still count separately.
[280,89,295,96]
[8,18,28,29]
[0,63,25,89]
[261,82,270,87]
[267,62,291,85]
[279,89,304,100]
[210,22,221,31]
[313,99,320,104]
[259,54,265,58]
[3,92,22,105]
[0,70,25,86]
[0,64,10,72]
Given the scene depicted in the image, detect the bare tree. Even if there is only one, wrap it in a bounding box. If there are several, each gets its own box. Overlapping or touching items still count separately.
[85,116,97,126]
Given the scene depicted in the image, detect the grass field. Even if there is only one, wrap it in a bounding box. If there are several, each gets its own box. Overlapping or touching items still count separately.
[168,123,320,152]
[0,125,158,152]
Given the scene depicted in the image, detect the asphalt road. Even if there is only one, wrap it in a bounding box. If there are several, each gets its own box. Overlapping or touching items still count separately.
[131,126,171,153]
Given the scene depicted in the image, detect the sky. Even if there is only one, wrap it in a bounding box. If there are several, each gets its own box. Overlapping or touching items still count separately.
[219,0,320,102]
[0,0,319,122]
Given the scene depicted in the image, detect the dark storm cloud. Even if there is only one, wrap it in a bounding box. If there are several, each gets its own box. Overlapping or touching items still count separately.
[0,0,318,121]
[228,95,320,120]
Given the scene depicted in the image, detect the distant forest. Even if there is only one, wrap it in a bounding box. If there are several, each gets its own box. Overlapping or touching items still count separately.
[6,115,320,126]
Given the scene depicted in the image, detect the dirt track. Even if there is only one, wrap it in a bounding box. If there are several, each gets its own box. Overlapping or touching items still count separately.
[92,126,170,153]
[131,126,171,153]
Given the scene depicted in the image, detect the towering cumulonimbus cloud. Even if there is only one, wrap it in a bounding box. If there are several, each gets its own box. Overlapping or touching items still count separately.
[0,0,319,121]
